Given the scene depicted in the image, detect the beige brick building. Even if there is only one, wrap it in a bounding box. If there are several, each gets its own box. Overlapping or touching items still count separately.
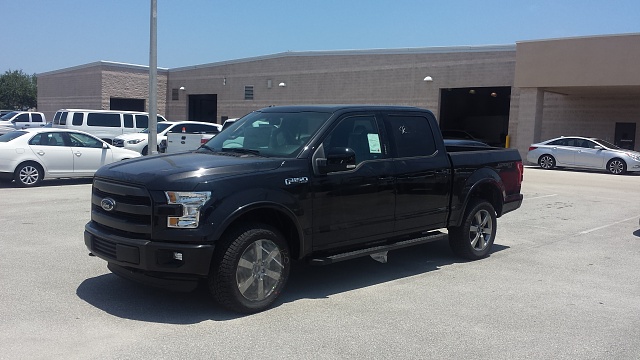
[37,33,640,160]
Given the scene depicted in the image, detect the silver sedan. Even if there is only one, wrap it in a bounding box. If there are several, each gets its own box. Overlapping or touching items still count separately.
[527,136,640,175]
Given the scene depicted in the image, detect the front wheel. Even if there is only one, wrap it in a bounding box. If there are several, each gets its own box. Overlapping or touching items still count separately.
[209,224,290,313]
[448,199,497,260]
[606,158,626,175]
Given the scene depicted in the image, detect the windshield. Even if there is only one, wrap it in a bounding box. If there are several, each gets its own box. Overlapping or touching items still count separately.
[593,138,620,150]
[0,131,27,142]
[0,112,18,121]
[202,111,330,157]
[141,122,173,134]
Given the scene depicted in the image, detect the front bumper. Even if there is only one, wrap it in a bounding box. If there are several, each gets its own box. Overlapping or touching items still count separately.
[84,221,215,278]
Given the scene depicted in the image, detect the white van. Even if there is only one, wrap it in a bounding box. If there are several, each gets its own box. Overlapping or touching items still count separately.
[52,109,167,144]
[0,111,47,129]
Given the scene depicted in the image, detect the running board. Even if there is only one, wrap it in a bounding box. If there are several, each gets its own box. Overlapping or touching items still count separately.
[308,231,447,265]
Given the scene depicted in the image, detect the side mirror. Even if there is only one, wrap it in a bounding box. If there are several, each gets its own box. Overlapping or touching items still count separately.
[103,143,109,149]
[593,145,603,150]
[316,147,356,174]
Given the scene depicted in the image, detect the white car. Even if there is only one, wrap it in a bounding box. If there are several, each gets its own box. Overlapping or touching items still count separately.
[527,136,640,175]
[0,128,141,187]
[113,121,222,155]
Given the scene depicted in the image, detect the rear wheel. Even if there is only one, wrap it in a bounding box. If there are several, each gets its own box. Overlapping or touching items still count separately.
[538,154,556,170]
[606,158,626,175]
[209,224,290,313]
[14,162,43,187]
[448,199,497,260]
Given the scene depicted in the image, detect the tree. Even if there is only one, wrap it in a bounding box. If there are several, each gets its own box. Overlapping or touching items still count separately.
[0,70,37,110]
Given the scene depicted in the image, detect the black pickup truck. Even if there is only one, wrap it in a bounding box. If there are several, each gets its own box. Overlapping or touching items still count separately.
[85,105,523,313]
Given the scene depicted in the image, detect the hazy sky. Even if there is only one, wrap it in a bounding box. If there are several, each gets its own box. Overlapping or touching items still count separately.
[2,0,639,74]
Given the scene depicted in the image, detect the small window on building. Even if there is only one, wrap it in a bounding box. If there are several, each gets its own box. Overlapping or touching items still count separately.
[172,88,179,101]
[244,85,254,100]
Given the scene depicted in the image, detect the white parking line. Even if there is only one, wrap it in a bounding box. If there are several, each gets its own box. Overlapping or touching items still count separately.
[579,216,639,235]
[525,194,558,200]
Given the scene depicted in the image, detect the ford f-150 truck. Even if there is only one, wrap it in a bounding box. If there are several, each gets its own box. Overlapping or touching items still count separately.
[85,105,523,313]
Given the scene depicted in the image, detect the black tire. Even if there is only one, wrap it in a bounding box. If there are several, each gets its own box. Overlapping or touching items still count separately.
[142,146,149,155]
[14,162,43,187]
[606,158,626,175]
[448,199,497,260]
[209,223,290,313]
[538,154,556,170]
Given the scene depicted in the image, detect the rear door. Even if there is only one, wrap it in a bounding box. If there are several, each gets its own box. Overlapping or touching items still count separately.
[310,112,395,250]
[27,132,74,176]
[545,138,576,165]
[384,112,451,232]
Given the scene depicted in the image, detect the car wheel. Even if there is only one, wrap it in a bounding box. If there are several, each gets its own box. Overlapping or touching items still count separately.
[607,158,626,175]
[209,224,290,313]
[142,146,149,155]
[538,154,556,170]
[448,199,497,260]
[14,162,43,187]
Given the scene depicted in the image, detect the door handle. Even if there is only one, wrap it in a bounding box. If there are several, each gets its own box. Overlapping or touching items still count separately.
[74,152,82,157]
[37,151,45,156]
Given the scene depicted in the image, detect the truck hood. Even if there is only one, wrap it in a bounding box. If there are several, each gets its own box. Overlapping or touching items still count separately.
[95,152,284,190]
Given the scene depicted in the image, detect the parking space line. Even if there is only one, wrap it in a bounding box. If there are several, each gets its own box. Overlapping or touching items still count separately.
[525,194,558,200]
[579,216,639,235]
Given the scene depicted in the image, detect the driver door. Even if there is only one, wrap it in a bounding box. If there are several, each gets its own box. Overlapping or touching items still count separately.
[65,132,113,175]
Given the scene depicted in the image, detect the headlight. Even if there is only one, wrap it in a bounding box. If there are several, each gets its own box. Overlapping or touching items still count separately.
[127,139,144,144]
[165,191,211,228]
[626,153,640,161]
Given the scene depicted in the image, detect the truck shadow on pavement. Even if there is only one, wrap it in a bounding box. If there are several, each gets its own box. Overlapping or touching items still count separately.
[76,239,508,323]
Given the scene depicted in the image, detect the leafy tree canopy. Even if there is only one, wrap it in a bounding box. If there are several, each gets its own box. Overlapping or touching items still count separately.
[0,70,37,110]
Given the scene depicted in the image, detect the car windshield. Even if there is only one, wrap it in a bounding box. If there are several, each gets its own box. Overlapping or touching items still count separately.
[591,138,620,149]
[201,111,330,158]
[0,131,27,142]
[0,112,18,120]
[140,122,173,134]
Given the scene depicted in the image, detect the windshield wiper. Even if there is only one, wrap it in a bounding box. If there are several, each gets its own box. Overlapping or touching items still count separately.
[221,148,262,156]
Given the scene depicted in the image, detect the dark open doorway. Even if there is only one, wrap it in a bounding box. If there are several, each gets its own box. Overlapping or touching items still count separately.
[110,98,145,112]
[188,94,218,123]
[614,122,636,150]
[439,87,511,147]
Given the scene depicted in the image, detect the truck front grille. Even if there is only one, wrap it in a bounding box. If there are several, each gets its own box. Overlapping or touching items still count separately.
[91,179,153,239]
[112,139,124,147]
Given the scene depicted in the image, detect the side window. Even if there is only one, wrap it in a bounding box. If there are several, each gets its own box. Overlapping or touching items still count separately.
[87,113,121,127]
[32,114,43,123]
[28,132,65,146]
[135,115,148,129]
[53,112,62,124]
[59,112,68,125]
[385,115,437,158]
[72,113,83,126]
[68,132,103,148]
[124,114,134,128]
[15,114,30,123]
[168,124,185,133]
[322,115,383,165]
[191,124,219,134]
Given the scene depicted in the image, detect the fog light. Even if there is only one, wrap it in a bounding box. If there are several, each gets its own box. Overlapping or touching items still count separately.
[173,252,183,261]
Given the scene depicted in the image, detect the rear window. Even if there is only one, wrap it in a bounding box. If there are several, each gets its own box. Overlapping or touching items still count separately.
[87,113,121,127]
[0,131,27,142]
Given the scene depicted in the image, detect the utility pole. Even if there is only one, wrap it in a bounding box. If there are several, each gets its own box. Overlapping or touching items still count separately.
[148,0,158,155]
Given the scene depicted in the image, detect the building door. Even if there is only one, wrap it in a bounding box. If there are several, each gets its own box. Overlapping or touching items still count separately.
[614,122,636,150]
[188,94,217,123]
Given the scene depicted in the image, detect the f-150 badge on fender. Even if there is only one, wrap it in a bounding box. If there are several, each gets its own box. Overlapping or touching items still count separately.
[285,177,309,185]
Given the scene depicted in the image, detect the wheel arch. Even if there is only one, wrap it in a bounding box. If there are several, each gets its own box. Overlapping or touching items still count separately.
[14,160,47,179]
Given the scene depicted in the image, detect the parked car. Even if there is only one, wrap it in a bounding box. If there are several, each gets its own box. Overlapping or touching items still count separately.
[527,136,640,174]
[221,118,239,131]
[0,125,15,136]
[52,109,167,145]
[0,111,46,129]
[113,121,222,155]
[0,110,14,117]
[0,128,141,187]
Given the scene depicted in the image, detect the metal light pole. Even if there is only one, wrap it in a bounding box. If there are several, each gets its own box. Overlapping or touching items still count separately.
[148,0,158,155]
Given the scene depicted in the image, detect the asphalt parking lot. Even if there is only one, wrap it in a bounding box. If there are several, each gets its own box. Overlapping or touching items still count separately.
[1,167,639,359]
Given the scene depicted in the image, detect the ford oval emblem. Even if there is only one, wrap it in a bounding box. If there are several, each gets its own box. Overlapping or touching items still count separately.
[101,198,116,212]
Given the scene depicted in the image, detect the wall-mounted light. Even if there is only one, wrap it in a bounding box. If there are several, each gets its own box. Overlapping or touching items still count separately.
[423,76,433,82]
[179,86,185,91]
[469,89,476,94]
[278,82,287,87]
[490,92,497,97]
[223,77,227,86]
